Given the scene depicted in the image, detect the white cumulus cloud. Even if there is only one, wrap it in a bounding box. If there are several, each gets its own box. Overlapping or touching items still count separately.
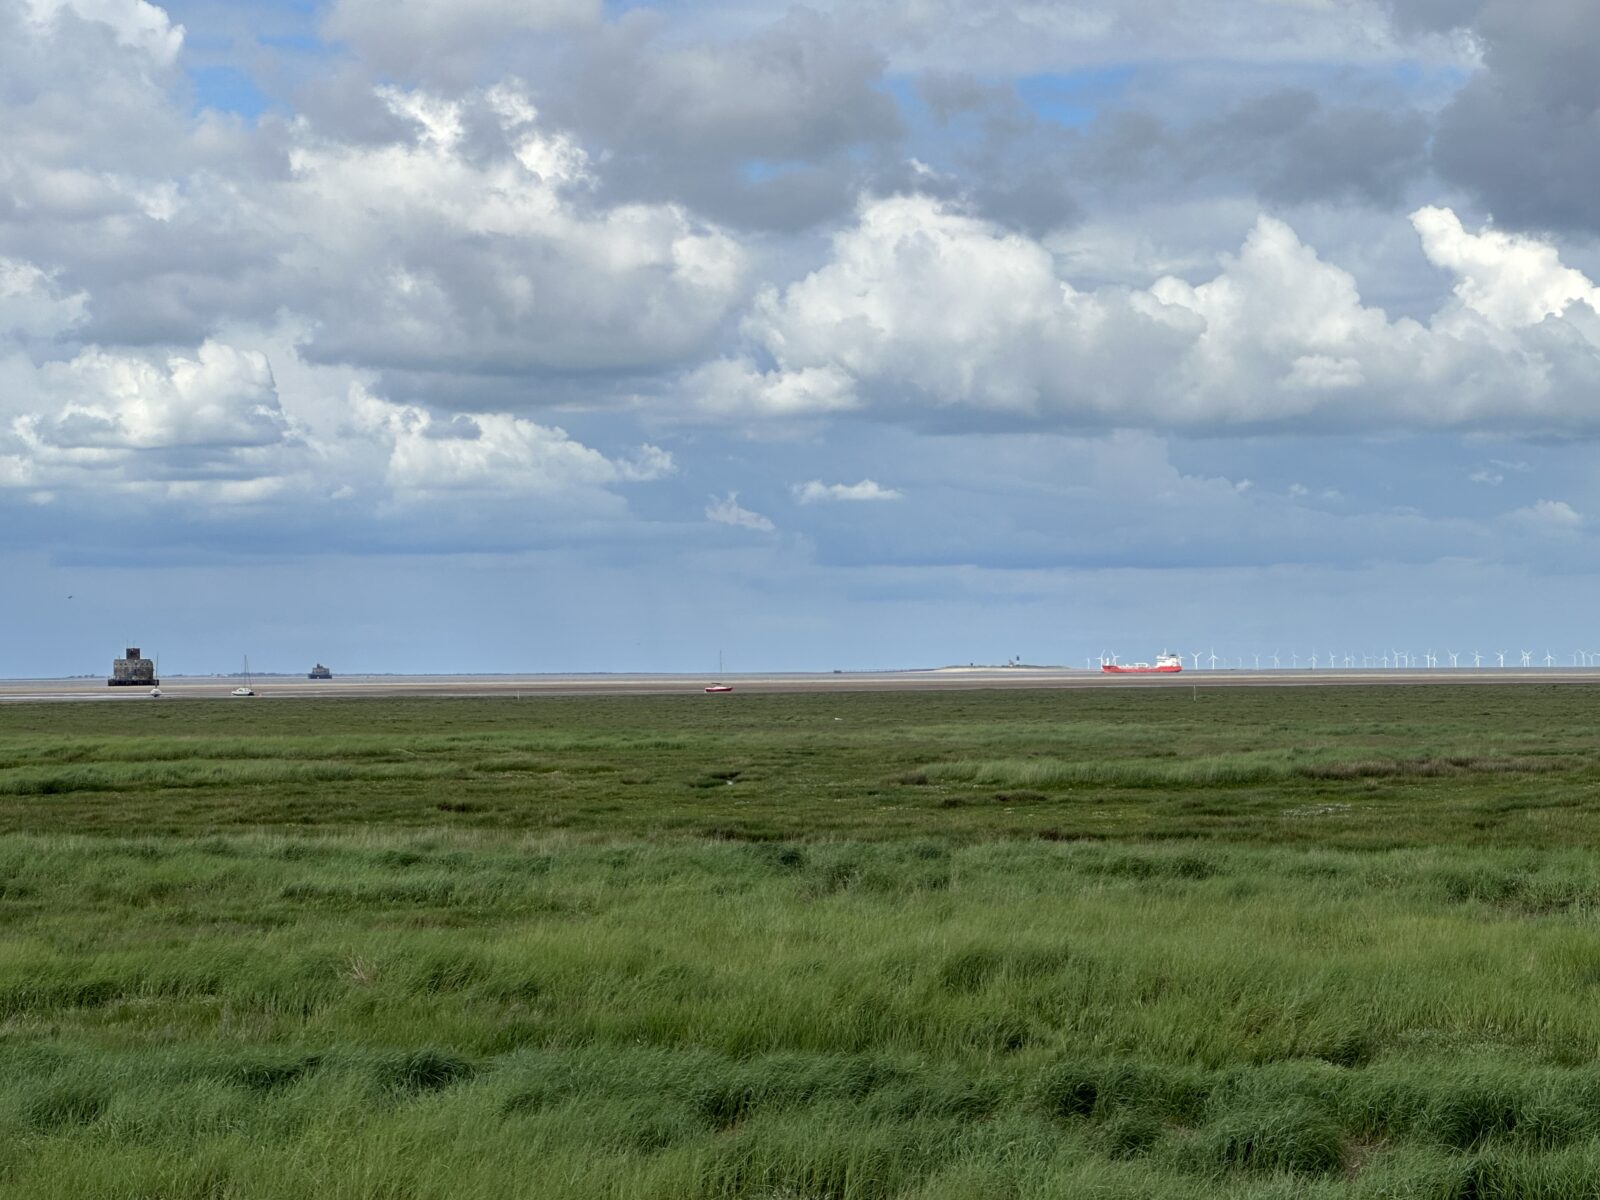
[1412,206,1600,329]
[24,342,287,452]
[0,339,301,504]
[1505,499,1583,533]
[688,194,1600,435]
[349,384,669,498]
[793,479,903,503]
[280,83,750,378]
[706,491,776,532]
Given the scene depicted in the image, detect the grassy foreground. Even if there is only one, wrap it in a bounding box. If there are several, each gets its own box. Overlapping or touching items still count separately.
[3,685,1600,1198]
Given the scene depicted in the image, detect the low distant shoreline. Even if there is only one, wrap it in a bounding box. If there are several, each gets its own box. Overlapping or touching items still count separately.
[3,666,1599,702]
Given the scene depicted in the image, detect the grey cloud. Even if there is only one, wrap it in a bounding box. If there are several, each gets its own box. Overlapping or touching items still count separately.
[0,8,186,173]
[1380,0,1483,35]
[908,74,1425,237]
[752,0,1448,75]
[1078,88,1429,209]
[319,0,597,85]
[1433,0,1600,234]
[902,72,1079,235]
[546,8,903,230]
[917,71,1026,126]
[421,415,484,441]
[290,68,426,146]
[952,166,1081,240]
[1220,92,1429,207]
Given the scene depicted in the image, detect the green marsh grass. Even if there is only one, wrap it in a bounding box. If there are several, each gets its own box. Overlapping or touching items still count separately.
[5,685,1600,1195]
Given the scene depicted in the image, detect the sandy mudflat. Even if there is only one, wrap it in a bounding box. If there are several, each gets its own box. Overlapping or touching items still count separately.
[2,667,1599,702]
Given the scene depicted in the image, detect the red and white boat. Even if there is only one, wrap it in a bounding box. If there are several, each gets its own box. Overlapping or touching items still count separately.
[704,684,734,693]
[1101,652,1183,675]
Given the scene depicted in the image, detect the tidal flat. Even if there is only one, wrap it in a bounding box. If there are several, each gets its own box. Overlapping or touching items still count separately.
[3,685,1600,1198]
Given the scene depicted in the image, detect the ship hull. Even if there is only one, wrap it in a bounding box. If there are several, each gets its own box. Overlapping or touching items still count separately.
[1100,665,1182,674]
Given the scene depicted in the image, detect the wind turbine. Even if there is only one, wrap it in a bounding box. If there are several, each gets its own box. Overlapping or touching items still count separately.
[1271,651,1281,669]
[1310,652,1318,670]
[1520,650,1532,668]
[1545,651,1555,668]
[1291,651,1299,669]
[1208,648,1220,670]
[1448,651,1459,668]
[1496,650,1506,668]
[1253,653,1261,670]
[1472,650,1482,668]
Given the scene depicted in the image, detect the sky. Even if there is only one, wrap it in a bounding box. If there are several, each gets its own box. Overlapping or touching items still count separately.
[5,0,1600,676]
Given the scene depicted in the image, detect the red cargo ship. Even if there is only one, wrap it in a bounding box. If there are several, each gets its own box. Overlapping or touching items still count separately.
[1101,652,1183,674]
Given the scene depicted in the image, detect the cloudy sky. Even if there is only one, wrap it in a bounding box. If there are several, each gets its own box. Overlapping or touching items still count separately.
[5,0,1600,675]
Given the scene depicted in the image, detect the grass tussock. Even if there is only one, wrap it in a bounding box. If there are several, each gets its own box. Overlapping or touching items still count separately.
[921,750,1561,790]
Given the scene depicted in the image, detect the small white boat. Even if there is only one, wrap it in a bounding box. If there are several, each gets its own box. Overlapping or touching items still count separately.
[232,656,256,697]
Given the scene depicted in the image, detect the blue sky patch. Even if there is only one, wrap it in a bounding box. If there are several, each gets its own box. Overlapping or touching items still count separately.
[187,65,270,117]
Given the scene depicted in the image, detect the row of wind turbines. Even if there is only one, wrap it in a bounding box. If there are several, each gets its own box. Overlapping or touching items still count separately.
[1094,650,1600,670]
